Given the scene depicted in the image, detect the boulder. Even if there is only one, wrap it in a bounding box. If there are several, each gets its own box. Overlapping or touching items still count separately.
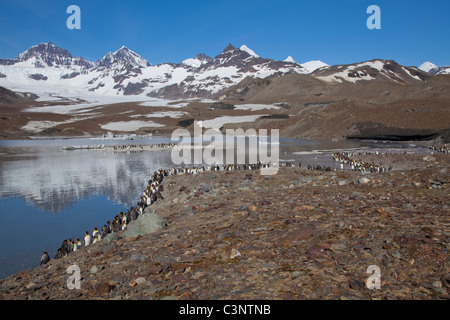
[122,211,167,239]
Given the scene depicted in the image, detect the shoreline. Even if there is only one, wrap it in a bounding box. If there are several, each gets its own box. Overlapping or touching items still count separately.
[0,149,448,299]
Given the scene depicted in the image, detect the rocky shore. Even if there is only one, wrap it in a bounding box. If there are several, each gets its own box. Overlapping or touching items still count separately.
[0,152,448,300]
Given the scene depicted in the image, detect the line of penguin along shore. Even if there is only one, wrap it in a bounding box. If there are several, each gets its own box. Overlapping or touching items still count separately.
[62,142,186,152]
[39,145,447,266]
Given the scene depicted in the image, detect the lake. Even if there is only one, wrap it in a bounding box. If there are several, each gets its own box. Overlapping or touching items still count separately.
[0,136,423,278]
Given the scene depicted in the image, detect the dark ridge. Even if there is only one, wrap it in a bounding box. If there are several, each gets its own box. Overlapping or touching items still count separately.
[347,122,448,142]
[347,133,439,141]
[260,114,290,119]
[177,118,195,127]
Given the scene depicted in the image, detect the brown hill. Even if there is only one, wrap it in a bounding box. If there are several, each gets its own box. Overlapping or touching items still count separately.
[0,86,37,104]
[217,60,450,141]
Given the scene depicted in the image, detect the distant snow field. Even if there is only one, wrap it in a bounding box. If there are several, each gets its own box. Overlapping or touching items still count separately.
[130,111,188,118]
[100,120,165,132]
[200,115,267,130]
[22,120,71,132]
[234,104,281,111]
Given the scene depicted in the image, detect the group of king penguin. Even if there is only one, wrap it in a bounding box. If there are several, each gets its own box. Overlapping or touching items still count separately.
[40,168,167,266]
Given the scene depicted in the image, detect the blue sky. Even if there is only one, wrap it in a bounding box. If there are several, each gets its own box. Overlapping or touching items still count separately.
[0,0,449,67]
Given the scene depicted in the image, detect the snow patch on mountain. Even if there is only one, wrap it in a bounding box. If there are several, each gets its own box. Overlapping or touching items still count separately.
[101,120,165,131]
[240,45,259,58]
[419,61,438,73]
[201,115,268,130]
[300,60,329,73]
[284,56,297,64]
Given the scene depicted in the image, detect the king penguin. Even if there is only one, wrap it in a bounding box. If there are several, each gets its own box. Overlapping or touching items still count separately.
[54,248,63,259]
[84,231,91,246]
[40,252,50,265]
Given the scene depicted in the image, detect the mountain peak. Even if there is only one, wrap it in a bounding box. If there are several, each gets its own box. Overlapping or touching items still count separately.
[99,46,151,68]
[419,61,438,73]
[195,53,213,62]
[240,45,259,58]
[284,56,297,64]
[301,60,329,72]
[14,42,94,69]
[114,46,132,54]
[223,43,236,53]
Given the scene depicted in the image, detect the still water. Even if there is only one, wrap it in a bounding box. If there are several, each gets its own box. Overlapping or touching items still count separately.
[0,136,420,278]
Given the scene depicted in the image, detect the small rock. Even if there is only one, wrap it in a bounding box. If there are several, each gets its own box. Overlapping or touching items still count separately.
[222,247,241,259]
[359,177,370,184]
[230,248,241,259]
[201,183,210,192]
[147,266,163,275]
[337,221,347,228]
[93,281,115,294]
[330,241,347,252]
[300,176,314,183]
[25,282,36,289]
[130,254,145,262]
[391,250,404,260]
[90,265,99,274]
[306,245,327,257]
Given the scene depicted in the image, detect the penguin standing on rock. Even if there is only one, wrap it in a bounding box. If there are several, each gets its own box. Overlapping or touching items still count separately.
[40,252,50,265]
[54,249,63,259]
[101,225,109,239]
[60,240,69,256]
[74,239,82,251]
[84,231,91,246]
[93,227,98,237]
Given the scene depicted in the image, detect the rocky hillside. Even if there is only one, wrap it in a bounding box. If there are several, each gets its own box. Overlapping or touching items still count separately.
[0,152,448,300]
[0,86,37,104]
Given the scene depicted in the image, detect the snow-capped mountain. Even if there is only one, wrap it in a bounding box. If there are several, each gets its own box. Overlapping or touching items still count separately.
[312,59,431,84]
[300,60,329,73]
[0,42,440,101]
[419,61,450,75]
[419,61,438,73]
[431,66,450,75]
[283,57,329,73]
[0,42,94,69]
[96,46,151,69]
[284,56,297,63]
[0,42,310,99]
